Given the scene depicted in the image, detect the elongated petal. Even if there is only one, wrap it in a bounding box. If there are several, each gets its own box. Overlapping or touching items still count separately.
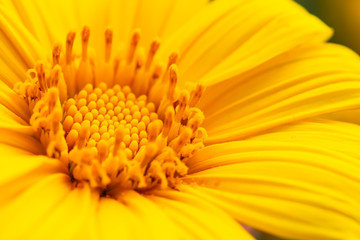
[0,110,43,154]
[133,0,208,45]
[160,0,331,85]
[28,183,97,240]
[200,44,360,143]
[321,108,360,125]
[0,173,71,240]
[98,198,145,240]
[184,120,360,239]
[250,118,360,159]
[119,190,180,240]
[0,144,64,188]
[180,183,359,240]
[0,79,40,154]
[0,0,208,60]
[0,1,46,67]
[150,190,255,240]
[0,81,30,121]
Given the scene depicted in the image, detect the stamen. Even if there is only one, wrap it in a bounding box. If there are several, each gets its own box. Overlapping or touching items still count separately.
[156,64,178,117]
[76,26,94,93]
[163,106,174,137]
[50,65,67,102]
[81,26,90,60]
[127,29,141,63]
[66,32,76,64]
[145,39,160,70]
[189,84,205,107]
[169,127,192,153]
[52,43,61,66]
[175,91,189,122]
[96,29,114,87]
[64,32,76,96]
[104,28,113,63]
[35,63,46,92]
[114,30,141,87]
[167,64,177,101]
[167,52,179,69]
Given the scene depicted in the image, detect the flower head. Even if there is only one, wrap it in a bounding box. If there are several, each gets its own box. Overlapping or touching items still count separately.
[1,0,360,239]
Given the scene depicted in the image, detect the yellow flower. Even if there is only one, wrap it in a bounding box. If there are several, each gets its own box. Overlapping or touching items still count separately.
[0,0,360,239]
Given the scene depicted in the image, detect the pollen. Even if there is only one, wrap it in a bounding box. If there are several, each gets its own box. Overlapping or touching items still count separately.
[14,26,207,193]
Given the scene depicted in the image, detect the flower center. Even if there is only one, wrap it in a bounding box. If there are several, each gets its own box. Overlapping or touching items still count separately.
[63,83,158,156]
[14,26,206,193]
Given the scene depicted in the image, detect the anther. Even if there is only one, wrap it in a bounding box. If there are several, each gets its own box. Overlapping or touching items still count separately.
[163,106,174,137]
[66,32,76,64]
[149,63,163,89]
[169,127,192,153]
[167,52,179,69]
[146,39,160,70]
[187,112,204,132]
[35,63,46,92]
[105,28,113,62]
[48,88,58,113]
[76,26,94,93]
[81,26,90,60]
[64,32,76,96]
[50,65,67,102]
[128,29,141,63]
[175,91,189,122]
[189,84,205,107]
[167,64,178,101]
[52,43,61,66]
[49,66,60,88]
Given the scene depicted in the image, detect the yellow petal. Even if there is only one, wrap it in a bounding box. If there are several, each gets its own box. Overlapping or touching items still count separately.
[119,190,179,240]
[160,0,331,85]
[133,0,208,45]
[184,121,360,239]
[98,197,144,240]
[0,81,30,121]
[71,189,100,240]
[0,144,63,187]
[28,183,96,240]
[5,0,53,51]
[160,0,208,40]
[0,106,43,154]
[181,183,360,240]
[0,103,28,125]
[250,118,360,160]
[200,44,360,143]
[0,173,71,240]
[0,157,62,211]
[150,190,255,240]
[0,127,44,154]
[321,108,360,125]
[0,2,46,67]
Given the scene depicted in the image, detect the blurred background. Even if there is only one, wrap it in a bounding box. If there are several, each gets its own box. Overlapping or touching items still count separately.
[295,0,360,54]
